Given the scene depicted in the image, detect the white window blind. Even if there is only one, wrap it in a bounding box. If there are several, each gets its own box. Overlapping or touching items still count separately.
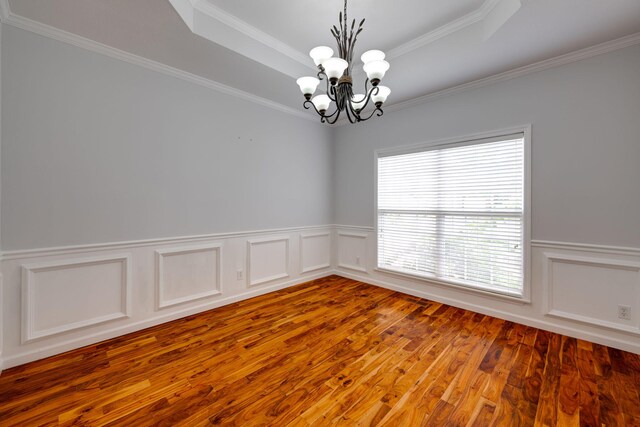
[377,134,525,296]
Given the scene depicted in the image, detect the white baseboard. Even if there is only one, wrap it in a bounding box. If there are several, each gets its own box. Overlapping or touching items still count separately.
[1,270,332,370]
[332,226,640,354]
[0,225,335,371]
[2,225,639,374]
[333,269,640,354]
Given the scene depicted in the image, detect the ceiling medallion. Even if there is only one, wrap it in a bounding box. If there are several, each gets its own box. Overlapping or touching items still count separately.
[296,0,391,124]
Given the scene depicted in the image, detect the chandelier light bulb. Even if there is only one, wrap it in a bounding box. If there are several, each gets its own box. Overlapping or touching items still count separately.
[322,58,349,84]
[363,60,390,85]
[351,94,367,112]
[296,76,320,100]
[372,86,391,106]
[309,46,334,66]
[311,94,332,113]
[361,50,385,65]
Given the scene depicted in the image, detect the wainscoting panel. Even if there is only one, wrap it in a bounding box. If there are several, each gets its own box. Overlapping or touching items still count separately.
[0,226,332,370]
[21,254,132,343]
[337,232,368,273]
[300,233,331,274]
[4,226,640,370]
[156,243,222,309]
[247,237,290,287]
[333,226,640,354]
[542,251,640,334]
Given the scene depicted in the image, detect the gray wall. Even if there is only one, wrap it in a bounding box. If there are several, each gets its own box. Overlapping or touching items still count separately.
[334,44,640,248]
[1,26,333,250]
[3,24,640,251]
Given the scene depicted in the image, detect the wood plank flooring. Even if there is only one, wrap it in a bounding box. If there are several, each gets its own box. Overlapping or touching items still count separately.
[1,275,639,426]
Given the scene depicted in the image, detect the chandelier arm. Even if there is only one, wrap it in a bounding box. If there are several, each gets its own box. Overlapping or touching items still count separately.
[346,95,363,123]
[304,99,341,124]
[323,108,343,125]
[344,102,357,124]
[355,85,380,113]
[327,84,338,102]
[322,105,341,120]
[303,100,324,116]
[358,106,384,122]
[318,77,337,103]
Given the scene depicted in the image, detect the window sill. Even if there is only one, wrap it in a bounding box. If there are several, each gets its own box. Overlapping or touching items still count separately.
[374,267,531,304]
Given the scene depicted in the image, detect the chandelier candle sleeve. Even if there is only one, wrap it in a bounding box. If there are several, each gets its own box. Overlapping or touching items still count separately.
[322,58,349,84]
[296,0,390,124]
[371,86,391,106]
[296,77,320,100]
[361,50,385,64]
[309,46,334,66]
[363,60,390,85]
[312,94,332,113]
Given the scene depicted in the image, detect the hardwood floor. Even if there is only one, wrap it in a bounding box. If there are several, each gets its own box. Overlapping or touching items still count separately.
[1,275,639,426]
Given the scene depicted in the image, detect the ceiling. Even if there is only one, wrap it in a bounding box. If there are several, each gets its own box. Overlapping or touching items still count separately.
[5,0,640,116]
[205,0,486,56]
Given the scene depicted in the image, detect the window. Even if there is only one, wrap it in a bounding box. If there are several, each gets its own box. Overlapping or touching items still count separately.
[376,131,529,298]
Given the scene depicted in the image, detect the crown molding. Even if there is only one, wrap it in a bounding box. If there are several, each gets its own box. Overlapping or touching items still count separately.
[387,0,502,60]
[331,30,640,126]
[168,0,314,79]
[0,2,315,122]
[193,0,311,68]
[384,31,640,114]
[3,1,640,127]
[172,0,512,76]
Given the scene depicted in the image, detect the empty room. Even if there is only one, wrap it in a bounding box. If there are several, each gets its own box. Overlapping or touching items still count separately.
[0,0,639,425]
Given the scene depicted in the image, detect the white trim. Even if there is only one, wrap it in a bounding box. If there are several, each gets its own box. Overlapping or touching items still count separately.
[0,5,314,122]
[333,269,640,354]
[374,267,528,303]
[541,251,640,335]
[155,243,223,310]
[299,232,331,274]
[386,0,502,59]
[337,231,369,239]
[193,0,311,69]
[333,225,374,232]
[375,127,527,156]
[170,0,504,74]
[3,0,640,125]
[337,232,368,273]
[2,270,332,370]
[373,125,532,301]
[246,236,291,287]
[21,254,132,343]
[1,224,332,261]
[532,240,640,256]
[381,32,640,116]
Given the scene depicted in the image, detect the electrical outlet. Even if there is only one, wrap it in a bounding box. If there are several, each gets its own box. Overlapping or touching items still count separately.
[356,256,361,265]
[618,305,631,320]
[236,270,243,280]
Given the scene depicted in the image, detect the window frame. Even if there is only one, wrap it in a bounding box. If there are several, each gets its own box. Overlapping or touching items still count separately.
[374,125,532,303]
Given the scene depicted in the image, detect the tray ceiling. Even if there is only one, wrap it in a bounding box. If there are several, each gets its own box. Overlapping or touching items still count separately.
[5,0,640,115]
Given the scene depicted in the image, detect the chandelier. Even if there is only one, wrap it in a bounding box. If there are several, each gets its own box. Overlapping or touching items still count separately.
[296,0,391,124]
